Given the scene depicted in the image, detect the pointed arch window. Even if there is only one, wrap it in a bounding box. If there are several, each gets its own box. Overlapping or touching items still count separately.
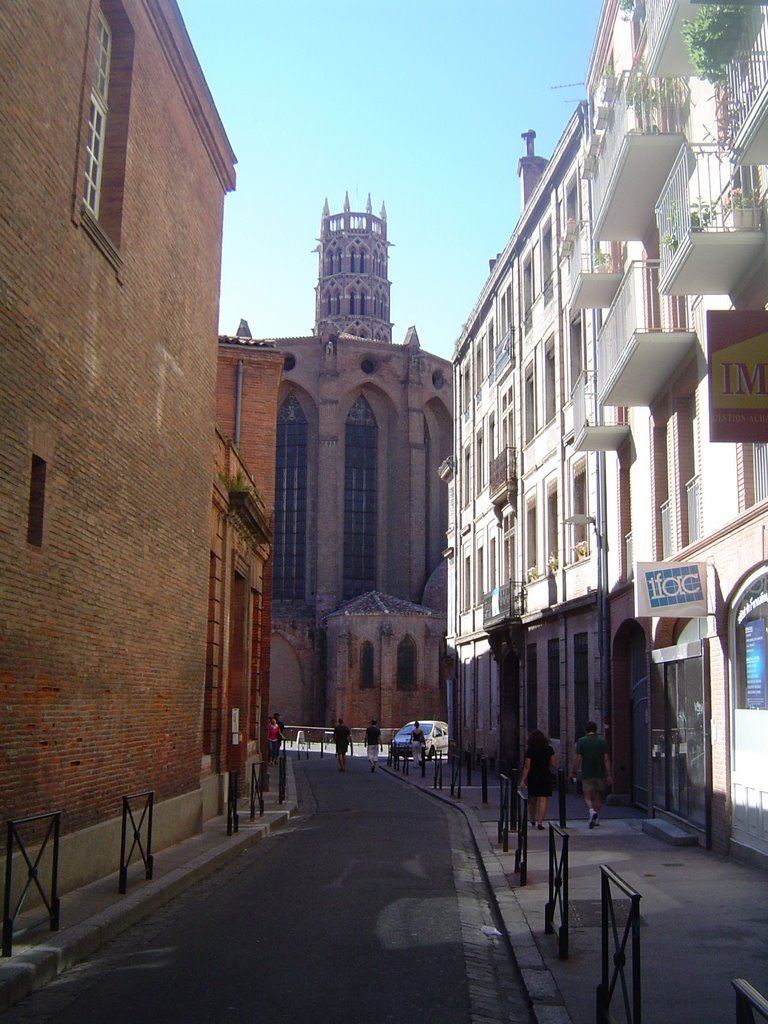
[359,291,366,316]
[359,250,366,273]
[344,395,376,598]
[348,289,356,316]
[396,635,417,690]
[360,641,374,688]
[274,394,308,599]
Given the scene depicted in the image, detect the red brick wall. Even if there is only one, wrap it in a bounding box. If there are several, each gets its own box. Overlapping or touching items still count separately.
[0,0,235,836]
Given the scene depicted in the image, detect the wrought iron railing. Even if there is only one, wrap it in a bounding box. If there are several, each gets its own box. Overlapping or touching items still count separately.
[686,473,702,544]
[660,497,673,559]
[596,866,642,1023]
[733,978,768,1022]
[118,790,154,894]
[2,811,61,957]
[544,824,570,960]
[726,7,768,150]
[250,760,265,819]
[482,580,526,627]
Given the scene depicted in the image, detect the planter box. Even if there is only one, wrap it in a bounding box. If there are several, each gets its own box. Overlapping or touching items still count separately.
[729,207,761,231]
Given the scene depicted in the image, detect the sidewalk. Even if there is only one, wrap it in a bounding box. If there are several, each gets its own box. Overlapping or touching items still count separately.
[0,767,298,1013]
[386,756,768,1024]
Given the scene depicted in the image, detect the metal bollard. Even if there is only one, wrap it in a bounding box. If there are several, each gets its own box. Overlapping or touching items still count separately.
[558,767,566,827]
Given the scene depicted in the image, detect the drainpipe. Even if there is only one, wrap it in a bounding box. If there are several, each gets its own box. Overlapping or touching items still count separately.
[234,359,244,447]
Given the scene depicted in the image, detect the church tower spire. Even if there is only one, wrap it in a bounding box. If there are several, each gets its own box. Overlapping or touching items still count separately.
[314,193,392,343]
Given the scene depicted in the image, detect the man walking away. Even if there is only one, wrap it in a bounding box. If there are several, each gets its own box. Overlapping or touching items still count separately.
[333,717,351,771]
[572,721,612,828]
[365,719,381,772]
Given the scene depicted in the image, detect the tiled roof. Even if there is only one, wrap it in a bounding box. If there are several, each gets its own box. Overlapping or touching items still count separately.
[329,591,442,619]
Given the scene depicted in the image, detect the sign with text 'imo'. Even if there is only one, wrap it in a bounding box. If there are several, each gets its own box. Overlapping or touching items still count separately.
[635,562,708,618]
[707,309,768,443]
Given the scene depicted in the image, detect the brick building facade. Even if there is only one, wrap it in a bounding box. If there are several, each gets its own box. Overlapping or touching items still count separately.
[251,198,454,732]
[0,0,236,886]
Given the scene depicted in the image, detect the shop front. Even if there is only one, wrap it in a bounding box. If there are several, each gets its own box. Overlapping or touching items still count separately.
[730,565,768,864]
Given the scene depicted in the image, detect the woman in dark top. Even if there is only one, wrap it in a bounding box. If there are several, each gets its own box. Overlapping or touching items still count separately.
[519,729,557,830]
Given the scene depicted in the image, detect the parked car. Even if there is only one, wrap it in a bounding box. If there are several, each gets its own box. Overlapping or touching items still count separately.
[391,720,449,760]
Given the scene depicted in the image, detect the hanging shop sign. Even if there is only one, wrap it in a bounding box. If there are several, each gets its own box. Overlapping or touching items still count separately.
[635,561,708,618]
[707,310,768,443]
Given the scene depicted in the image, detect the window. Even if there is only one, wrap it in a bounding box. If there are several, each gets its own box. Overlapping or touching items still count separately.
[572,460,587,556]
[548,638,561,738]
[27,455,47,547]
[569,317,583,392]
[83,13,111,218]
[396,635,417,690]
[547,483,558,566]
[526,498,537,576]
[463,447,471,507]
[477,544,484,601]
[487,321,495,368]
[360,642,374,688]
[475,342,484,386]
[348,290,356,316]
[503,513,515,583]
[343,396,377,598]
[526,643,538,732]
[464,552,472,610]
[489,535,497,590]
[544,338,556,424]
[524,363,536,443]
[81,2,133,250]
[756,443,768,503]
[476,430,484,491]
[274,395,308,599]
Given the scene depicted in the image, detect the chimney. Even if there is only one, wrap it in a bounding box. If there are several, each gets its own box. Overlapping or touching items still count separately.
[518,130,549,208]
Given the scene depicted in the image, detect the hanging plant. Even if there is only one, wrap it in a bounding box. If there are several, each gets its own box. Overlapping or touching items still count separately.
[682,4,754,85]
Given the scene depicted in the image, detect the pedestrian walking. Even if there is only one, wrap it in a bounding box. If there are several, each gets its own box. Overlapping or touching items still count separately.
[274,712,286,754]
[365,719,381,772]
[519,729,557,830]
[267,716,280,765]
[571,720,612,828]
[411,721,426,766]
[333,717,351,771]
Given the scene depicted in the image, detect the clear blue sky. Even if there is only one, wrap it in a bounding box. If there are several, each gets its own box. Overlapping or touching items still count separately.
[177,0,603,361]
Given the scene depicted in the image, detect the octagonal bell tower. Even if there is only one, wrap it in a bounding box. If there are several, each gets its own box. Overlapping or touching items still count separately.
[314,192,392,343]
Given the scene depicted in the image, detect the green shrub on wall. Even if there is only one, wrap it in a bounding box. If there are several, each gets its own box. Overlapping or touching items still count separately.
[682,4,754,85]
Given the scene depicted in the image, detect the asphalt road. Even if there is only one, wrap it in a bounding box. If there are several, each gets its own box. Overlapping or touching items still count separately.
[3,757,534,1023]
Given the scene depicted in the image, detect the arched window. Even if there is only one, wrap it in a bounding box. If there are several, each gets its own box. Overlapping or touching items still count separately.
[344,395,376,598]
[350,249,356,274]
[348,289,356,316]
[359,291,366,316]
[359,250,366,273]
[396,635,417,690]
[360,641,374,688]
[325,292,332,316]
[274,395,308,600]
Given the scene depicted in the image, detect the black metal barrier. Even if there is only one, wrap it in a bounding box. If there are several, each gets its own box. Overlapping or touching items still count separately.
[250,760,265,819]
[498,774,512,852]
[278,752,287,803]
[450,755,462,798]
[118,790,154,894]
[544,824,569,960]
[226,770,239,835]
[3,811,62,957]
[733,979,768,1023]
[433,751,443,790]
[420,749,427,778]
[481,756,488,804]
[596,865,642,1023]
[295,730,310,760]
[514,788,528,886]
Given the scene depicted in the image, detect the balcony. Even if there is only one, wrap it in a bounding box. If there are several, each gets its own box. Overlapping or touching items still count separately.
[686,474,702,544]
[489,446,518,509]
[727,7,768,165]
[572,371,630,452]
[592,72,687,241]
[568,224,623,309]
[597,261,697,407]
[656,145,764,296]
[645,0,698,78]
[482,580,526,629]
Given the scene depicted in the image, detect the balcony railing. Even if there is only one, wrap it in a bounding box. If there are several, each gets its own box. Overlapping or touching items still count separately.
[686,474,701,544]
[592,71,688,240]
[489,447,518,508]
[495,327,514,375]
[597,260,695,407]
[482,580,526,628]
[726,7,768,163]
[656,143,763,295]
[572,371,629,451]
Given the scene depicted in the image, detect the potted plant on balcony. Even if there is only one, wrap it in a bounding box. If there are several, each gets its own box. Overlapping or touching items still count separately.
[574,540,589,561]
[547,553,560,574]
[723,187,762,230]
[682,4,756,85]
[527,565,540,583]
[593,248,610,272]
[690,198,718,230]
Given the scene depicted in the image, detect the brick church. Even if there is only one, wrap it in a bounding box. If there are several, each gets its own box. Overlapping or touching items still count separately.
[225,195,453,731]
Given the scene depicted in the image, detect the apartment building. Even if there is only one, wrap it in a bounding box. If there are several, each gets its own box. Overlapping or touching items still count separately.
[580,0,768,862]
[450,0,768,865]
[448,111,608,775]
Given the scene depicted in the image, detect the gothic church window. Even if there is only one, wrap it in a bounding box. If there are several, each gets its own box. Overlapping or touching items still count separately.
[274,395,308,600]
[396,635,417,690]
[343,395,376,599]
